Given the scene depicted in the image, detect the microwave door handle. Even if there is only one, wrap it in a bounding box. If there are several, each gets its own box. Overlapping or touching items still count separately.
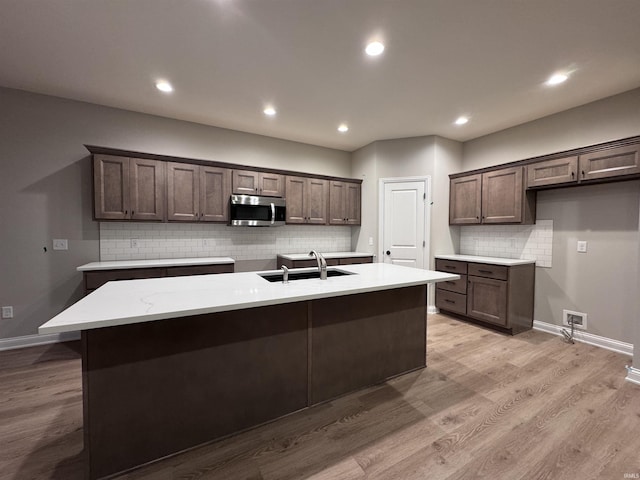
[270,202,275,225]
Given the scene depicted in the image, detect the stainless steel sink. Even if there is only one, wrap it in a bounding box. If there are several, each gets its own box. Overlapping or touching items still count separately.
[259,269,355,283]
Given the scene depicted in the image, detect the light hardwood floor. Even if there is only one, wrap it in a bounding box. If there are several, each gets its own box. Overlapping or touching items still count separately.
[1,314,639,480]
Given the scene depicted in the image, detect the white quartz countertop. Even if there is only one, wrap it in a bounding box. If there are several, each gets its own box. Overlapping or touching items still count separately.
[435,254,536,266]
[77,257,235,271]
[40,263,458,334]
[277,252,374,260]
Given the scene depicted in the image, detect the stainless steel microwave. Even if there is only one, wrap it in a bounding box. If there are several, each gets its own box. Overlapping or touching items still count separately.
[229,195,286,226]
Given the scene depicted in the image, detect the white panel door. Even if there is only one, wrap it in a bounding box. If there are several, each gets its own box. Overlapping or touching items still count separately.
[382,181,426,268]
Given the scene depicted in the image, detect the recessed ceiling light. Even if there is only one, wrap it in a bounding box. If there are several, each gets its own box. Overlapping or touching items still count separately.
[338,124,349,133]
[365,41,385,56]
[546,73,569,86]
[454,116,469,125]
[263,106,277,116]
[155,80,173,93]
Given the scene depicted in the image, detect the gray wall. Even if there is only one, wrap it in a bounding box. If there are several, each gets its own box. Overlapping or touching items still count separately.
[351,135,463,308]
[462,88,640,369]
[0,87,350,339]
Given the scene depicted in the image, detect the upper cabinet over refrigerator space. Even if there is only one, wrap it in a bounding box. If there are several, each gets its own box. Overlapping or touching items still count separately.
[449,166,535,225]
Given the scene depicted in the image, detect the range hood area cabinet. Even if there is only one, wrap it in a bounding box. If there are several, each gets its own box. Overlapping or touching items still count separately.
[232,169,284,197]
[285,176,329,224]
[94,155,166,221]
[167,163,231,222]
[526,144,640,189]
[449,166,536,225]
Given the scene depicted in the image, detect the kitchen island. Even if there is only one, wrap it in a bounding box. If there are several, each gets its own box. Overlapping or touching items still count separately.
[40,263,458,480]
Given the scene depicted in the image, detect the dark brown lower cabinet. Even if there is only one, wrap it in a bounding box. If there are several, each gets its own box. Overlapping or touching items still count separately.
[435,258,534,334]
[81,285,426,479]
[277,254,373,269]
[82,262,234,294]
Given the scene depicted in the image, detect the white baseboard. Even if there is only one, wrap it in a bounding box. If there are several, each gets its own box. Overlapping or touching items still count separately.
[427,305,438,315]
[0,332,81,352]
[625,366,640,386]
[533,320,633,357]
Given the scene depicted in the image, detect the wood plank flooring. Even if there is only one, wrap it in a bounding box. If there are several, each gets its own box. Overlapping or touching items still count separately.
[1,313,639,480]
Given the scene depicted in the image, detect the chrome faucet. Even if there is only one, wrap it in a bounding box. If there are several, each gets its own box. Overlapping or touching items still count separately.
[281,265,289,284]
[309,250,327,280]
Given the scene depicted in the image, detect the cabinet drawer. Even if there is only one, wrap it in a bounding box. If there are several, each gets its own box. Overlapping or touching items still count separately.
[84,268,165,290]
[339,256,373,265]
[468,263,508,281]
[436,275,467,294]
[436,290,467,315]
[435,259,468,274]
[165,264,234,277]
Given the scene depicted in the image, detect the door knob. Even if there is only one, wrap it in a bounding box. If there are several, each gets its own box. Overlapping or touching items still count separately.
[386,250,391,255]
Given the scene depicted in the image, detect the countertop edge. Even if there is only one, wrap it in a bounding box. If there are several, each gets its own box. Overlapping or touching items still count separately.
[77,257,236,271]
[435,254,536,266]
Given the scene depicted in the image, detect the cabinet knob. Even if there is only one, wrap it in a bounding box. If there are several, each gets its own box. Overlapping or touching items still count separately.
[385,250,391,256]
[582,170,585,177]
[571,171,575,178]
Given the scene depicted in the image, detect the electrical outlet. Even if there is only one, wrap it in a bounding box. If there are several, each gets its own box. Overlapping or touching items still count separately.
[130,238,139,248]
[52,239,68,250]
[2,306,14,319]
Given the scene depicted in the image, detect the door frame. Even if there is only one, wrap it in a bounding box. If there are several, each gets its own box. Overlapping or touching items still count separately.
[378,176,432,269]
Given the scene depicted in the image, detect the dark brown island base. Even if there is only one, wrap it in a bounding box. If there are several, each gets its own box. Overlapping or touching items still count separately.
[81,284,427,479]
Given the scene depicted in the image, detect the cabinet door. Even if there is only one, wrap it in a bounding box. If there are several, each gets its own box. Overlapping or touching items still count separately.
[130,158,166,221]
[345,183,361,225]
[259,173,285,197]
[526,156,578,188]
[285,176,306,224]
[467,276,508,326]
[167,163,200,221]
[449,174,481,224]
[481,167,523,223]
[306,178,328,224]
[94,155,130,220]
[329,181,347,224]
[232,170,259,195]
[579,145,640,181]
[200,166,231,222]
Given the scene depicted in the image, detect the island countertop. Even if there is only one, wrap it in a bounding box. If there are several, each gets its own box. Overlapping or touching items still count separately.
[39,263,458,334]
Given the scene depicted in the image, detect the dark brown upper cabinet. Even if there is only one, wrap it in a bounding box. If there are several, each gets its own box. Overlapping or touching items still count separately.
[450,167,535,225]
[579,144,640,182]
[232,170,284,197]
[526,156,578,188]
[285,176,329,224]
[329,181,361,225]
[167,163,231,222]
[94,155,166,221]
[449,174,482,224]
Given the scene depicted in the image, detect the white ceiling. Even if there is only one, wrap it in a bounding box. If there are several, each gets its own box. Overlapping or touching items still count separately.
[1,0,640,152]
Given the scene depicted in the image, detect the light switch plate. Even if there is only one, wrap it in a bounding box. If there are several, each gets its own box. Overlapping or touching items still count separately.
[2,306,13,319]
[577,241,587,253]
[53,239,68,250]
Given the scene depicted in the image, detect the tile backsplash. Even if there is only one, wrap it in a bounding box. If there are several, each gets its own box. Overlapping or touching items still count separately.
[459,219,553,267]
[100,222,352,262]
